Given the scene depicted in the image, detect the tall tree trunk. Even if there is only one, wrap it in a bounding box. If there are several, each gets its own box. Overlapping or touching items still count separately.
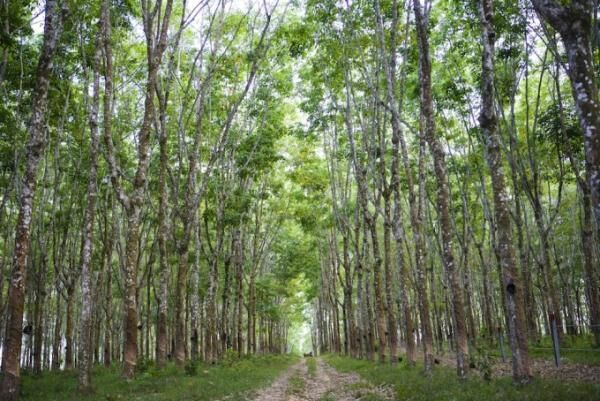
[221,248,232,355]
[0,1,64,398]
[174,244,190,365]
[383,196,398,364]
[103,194,114,367]
[413,0,469,379]
[190,225,201,361]
[341,235,355,357]
[65,284,75,369]
[503,90,538,340]
[580,174,600,345]
[355,209,368,359]
[367,218,387,363]
[78,27,102,392]
[478,0,531,384]
[101,0,173,378]
[247,273,256,355]
[476,239,495,343]
[51,289,62,370]
[156,50,170,368]
[234,228,244,357]
[33,238,48,375]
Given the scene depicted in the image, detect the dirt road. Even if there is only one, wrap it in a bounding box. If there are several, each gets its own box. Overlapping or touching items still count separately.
[252,357,393,401]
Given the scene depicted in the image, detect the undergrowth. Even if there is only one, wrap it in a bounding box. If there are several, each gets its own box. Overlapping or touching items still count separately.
[19,354,297,401]
[324,354,600,401]
[306,357,317,377]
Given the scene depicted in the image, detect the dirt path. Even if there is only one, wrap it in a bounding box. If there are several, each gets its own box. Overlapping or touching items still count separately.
[252,357,393,401]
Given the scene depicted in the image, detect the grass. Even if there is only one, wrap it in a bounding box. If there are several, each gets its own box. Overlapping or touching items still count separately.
[19,354,297,401]
[483,335,600,366]
[324,354,600,401]
[346,382,388,401]
[306,356,317,377]
[317,390,336,401]
[528,345,600,365]
[286,373,305,395]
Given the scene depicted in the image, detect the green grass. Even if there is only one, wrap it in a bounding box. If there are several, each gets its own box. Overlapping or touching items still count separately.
[324,354,600,401]
[19,354,297,401]
[317,390,336,401]
[286,373,305,395]
[306,357,317,377]
[482,335,600,366]
[528,345,600,365]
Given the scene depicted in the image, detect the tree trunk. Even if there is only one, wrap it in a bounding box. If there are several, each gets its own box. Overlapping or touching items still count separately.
[103,194,114,367]
[413,0,469,378]
[234,228,244,356]
[190,226,201,361]
[156,68,169,368]
[52,291,62,370]
[368,218,387,363]
[65,285,75,369]
[33,242,48,375]
[221,248,232,354]
[383,197,398,364]
[100,0,173,378]
[174,245,190,366]
[78,27,101,392]
[580,174,600,345]
[0,1,64,398]
[341,236,355,357]
[478,0,530,383]
[248,273,257,354]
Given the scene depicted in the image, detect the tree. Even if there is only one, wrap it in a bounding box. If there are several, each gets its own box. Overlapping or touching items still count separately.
[413,0,469,379]
[0,1,65,398]
[77,15,102,392]
[101,0,174,378]
[477,0,530,384]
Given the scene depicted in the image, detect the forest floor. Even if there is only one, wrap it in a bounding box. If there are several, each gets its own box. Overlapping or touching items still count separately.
[400,345,600,383]
[251,357,394,401]
[491,356,600,382]
[16,352,600,401]
[19,354,297,401]
[326,354,600,401]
